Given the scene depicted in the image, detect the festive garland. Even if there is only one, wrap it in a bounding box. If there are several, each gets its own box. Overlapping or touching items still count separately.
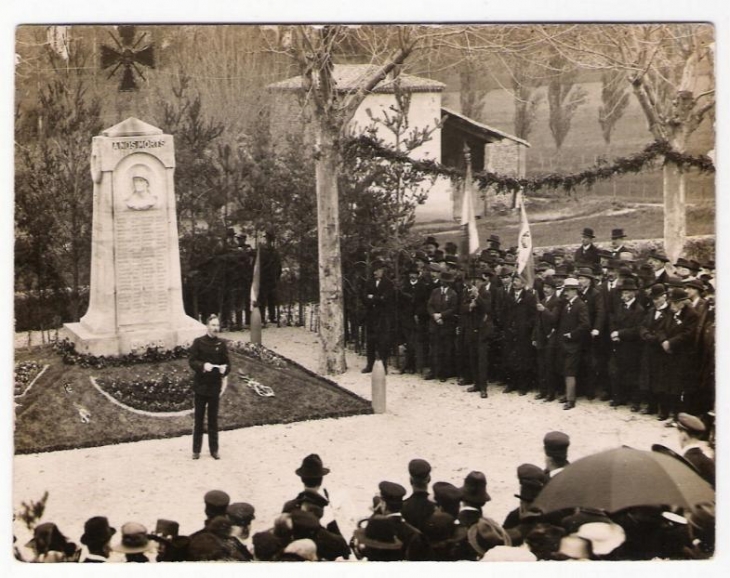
[345,135,715,195]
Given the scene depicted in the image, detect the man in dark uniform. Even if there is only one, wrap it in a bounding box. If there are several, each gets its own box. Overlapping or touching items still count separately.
[361,259,395,373]
[676,413,715,487]
[503,274,537,395]
[402,459,436,532]
[426,271,458,381]
[372,481,428,561]
[576,267,606,400]
[608,278,646,409]
[574,227,600,266]
[189,314,230,460]
[190,489,231,537]
[534,276,561,401]
[555,278,590,410]
[461,265,494,398]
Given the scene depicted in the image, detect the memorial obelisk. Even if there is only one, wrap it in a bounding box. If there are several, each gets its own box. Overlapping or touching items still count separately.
[64,117,205,355]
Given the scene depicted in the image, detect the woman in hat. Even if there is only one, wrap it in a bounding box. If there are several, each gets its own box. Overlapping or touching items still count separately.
[189,314,230,460]
[25,522,79,562]
[112,522,156,562]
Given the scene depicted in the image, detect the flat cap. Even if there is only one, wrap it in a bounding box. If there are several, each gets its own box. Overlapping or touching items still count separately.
[432,482,463,507]
[677,412,706,434]
[517,464,548,486]
[227,502,256,525]
[408,458,431,480]
[378,481,407,502]
[204,490,231,509]
[543,431,570,454]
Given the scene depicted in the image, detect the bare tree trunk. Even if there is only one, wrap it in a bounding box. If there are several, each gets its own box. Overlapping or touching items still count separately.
[315,126,347,374]
[663,159,687,263]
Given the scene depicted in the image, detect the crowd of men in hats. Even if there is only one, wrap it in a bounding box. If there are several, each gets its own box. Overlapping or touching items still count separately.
[17,418,714,563]
[359,227,715,421]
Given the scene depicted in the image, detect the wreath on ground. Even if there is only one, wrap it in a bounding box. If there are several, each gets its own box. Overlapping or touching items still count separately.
[14,361,45,397]
[94,365,195,413]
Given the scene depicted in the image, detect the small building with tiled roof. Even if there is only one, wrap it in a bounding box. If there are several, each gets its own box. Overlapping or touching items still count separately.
[268,64,528,222]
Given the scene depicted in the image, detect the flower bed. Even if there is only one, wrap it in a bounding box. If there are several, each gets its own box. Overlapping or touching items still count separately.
[14,361,45,396]
[95,366,195,413]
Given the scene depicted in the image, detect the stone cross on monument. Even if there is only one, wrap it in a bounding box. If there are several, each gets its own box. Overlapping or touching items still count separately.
[64,117,205,355]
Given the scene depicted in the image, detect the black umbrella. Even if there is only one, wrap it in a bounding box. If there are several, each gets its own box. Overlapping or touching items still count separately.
[532,446,714,514]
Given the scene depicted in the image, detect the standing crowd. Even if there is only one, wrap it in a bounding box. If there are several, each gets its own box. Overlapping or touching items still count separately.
[359,227,715,420]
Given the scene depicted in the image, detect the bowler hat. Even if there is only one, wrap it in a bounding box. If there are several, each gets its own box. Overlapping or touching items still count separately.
[227,503,256,525]
[80,516,116,546]
[408,458,432,480]
[467,517,511,556]
[676,412,706,434]
[432,482,462,508]
[611,228,627,240]
[647,250,670,263]
[576,267,596,280]
[440,271,455,283]
[379,481,407,503]
[112,522,154,554]
[618,278,639,291]
[204,490,231,510]
[543,431,570,457]
[424,236,439,248]
[295,454,330,477]
[684,278,704,292]
[648,283,666,298]
[460,471,491,505]
[674,257,692,269]
[668,287,689,302]
[581,227,595,238]
[353,516,403,551]
[487,234,501,246]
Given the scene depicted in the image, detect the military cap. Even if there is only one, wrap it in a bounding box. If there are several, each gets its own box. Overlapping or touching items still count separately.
[647,250,670,263]
[649,283,667,298]
[408,458,431,480]
[563,277,580,289]
[581,227,595,238]
[617,278,638,291]
[424,236,439,248]
[611,228,627,239]
[684,278,704,292]
[676,412,706,434]
[227,502,255,525]
[517,463,548,486]
[460,471,491,505]
[204,490,231,509]
[295,453,330,477]
[543,431,570,457]
[379,481,407,502]
[668,287,689,302]
[432,482,463,508]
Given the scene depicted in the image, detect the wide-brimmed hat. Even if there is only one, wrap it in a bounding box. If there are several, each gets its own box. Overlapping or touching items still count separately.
[683,278,705,292]
[25,522,71,555]
[576,522,626,556]
[353,516,403,551]
[467,517,511,557]
[674,257,692,269]
[611,228,627,240]
[581,227,595,238]
[676,412,706,434]
[112,522,154,554]
[563,277,580,289]
[575,267,596,280]
[295,454,330,477]
[80,516,116,546]
[668,287,689,302]
[460,471,491,505]
[647,250,670,263]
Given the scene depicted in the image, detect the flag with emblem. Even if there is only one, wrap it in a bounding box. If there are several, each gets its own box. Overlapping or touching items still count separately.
[516,191,535,289]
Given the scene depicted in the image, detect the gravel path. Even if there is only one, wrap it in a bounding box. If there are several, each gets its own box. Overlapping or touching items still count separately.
[13,325,678,560]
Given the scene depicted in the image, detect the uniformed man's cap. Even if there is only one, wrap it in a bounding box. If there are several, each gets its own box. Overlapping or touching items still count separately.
[676,412,706,434]
[516,464,548,501]
[379,481,407,502]
[432,482,463,507]
[204,490,231,509]
[543,431,570,457]
[227,503,256,525]
[408,458,431,480]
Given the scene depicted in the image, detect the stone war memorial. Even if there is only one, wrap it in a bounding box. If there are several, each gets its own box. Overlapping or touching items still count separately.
[64,117,205,355]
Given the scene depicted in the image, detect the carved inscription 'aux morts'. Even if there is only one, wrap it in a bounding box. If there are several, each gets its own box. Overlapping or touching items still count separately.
[112,139,165,151]
[115,211,170,326]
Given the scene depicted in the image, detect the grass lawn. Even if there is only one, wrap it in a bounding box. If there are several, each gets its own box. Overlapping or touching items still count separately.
[13,344,372,455]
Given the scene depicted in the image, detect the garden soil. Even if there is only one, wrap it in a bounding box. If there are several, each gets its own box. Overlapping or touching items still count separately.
[13,326,679,559]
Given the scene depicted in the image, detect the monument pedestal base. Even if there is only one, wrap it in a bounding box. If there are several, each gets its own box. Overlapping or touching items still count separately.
[64,318,205,357]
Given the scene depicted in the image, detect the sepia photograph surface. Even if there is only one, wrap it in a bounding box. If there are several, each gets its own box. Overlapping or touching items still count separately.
[6,2,727,573]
